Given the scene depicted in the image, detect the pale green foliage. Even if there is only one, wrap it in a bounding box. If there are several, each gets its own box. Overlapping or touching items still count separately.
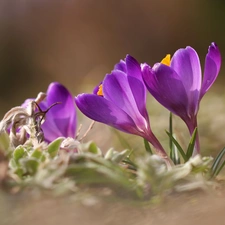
[0,132,214,199]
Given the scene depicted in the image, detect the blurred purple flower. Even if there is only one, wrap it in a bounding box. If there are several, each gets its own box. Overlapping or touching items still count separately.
[142,42,221,155]
[75,55,169,160]
[23,82,76,143]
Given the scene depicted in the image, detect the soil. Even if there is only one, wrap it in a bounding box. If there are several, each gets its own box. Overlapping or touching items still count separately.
[1,187,225,225]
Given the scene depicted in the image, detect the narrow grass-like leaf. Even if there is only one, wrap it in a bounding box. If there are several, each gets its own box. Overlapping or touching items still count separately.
[215,160,225,176]
[211,146,225,177]
[113,129,132,150]
[166,131,187,161]
[169,113,174,158]
[186,128,197,160]
[144,138,153,155]
[123,157,137,170]
[168,113,180,164]
[172,138,180,165]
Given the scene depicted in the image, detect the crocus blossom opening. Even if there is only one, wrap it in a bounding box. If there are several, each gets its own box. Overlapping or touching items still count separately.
[22,82,77,143]
[161,54,171,66]
[97,84,104,96]
[75,55,170,164]
[142,42,221,156]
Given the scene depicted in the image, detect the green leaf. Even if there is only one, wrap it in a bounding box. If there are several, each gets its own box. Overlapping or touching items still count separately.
[111,149,130,163]
[40,154,46,162]
[186,128,197,160]
[211,146,225,177]
[9,158,17,169]
[166,131,187,162]
[66,164,111,184]
[87,142,102,155]
[104,148,115,160]
[66,162,135,192]
[144,139,153,155]
[31,148,43,160]
[13,146,26,163]
[0,132,10,153]
[14,167,24,178]
[20,158,39,175]
[47,137,64,158]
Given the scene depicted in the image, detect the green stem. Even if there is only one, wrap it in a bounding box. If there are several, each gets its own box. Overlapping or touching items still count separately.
[145,132,172,168]
[187,118,200,156]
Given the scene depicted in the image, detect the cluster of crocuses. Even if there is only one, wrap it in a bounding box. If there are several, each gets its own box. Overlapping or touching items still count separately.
[21,42,221,164]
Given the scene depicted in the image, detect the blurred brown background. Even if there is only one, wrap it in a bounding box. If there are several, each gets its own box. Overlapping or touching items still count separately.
[0,0,224,112]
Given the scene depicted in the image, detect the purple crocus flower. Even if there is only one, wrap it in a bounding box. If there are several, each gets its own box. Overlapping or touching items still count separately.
[142,42,221,155]
[23,82,76,143]
[75,55,169,162]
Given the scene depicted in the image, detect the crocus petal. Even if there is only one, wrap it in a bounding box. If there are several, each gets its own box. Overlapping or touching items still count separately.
[44,82,76,140]
[40,115,65,142]
[125,56,148,120]
[127,75,149,122]
[142,63,189,120]
[103,71,148,131]
[200,42,221,98]
[75,94,139,134]
[170,47,201,115]
[125,55,143,81]
[114,59,127,72]
[35,100,66,142]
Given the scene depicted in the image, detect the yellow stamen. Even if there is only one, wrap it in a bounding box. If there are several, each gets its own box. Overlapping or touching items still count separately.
[161,54,171,66]
[97,84,103,96]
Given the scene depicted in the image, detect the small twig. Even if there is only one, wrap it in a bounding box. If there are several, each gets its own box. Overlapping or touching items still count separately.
[33,101,61,124]
[75,124,83,139]
[78,120,95,141]
[32,101,61,143]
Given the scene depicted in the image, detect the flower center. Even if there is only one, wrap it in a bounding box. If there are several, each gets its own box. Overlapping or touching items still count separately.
[161,54,171,66]
[97,84,103,96]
